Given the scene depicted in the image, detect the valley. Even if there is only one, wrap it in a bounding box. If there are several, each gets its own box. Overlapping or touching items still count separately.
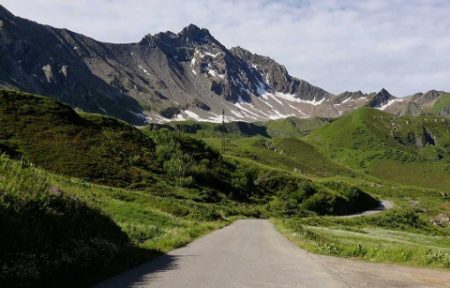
[0,3,449,288]
[1,89,449,287]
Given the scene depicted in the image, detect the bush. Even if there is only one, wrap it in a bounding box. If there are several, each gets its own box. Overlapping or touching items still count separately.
[0,155,149,288]
[369,209,429,230]
[0,190,137,288]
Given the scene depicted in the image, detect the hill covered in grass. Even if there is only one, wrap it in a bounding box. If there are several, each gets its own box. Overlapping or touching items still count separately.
[305,107,450,160]
[431,93,450,116]
[0,89,157,187]
[0,152,265,288]
[0,89,378,212]
[0,155,141,288]
[304,108,450,190]
[265,117,331,138]
[0,89,251,201]
[201,136,353,178]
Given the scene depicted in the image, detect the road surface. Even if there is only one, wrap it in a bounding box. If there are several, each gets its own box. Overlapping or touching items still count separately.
[95,219,450,288]
[338,200,394,218]
[95,219,348,288]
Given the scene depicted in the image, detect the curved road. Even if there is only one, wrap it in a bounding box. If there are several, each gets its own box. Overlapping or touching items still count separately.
[95,219,348,288]
[338,200,394,218]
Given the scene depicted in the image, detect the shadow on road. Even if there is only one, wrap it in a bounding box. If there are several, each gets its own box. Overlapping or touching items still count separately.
[93,254,188,288]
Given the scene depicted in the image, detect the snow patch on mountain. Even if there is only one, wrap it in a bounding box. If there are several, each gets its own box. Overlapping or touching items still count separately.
[138,65,150,76]
[341,97,352,104]
[208,69,225,78]
[204,51,221,58]
[274,92,325,105]
[41,64,53,83]
[378,98,406,111]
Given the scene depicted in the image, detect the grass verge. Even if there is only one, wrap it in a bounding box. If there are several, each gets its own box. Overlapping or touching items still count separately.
[0,154,251,288]
[273,213,450,269]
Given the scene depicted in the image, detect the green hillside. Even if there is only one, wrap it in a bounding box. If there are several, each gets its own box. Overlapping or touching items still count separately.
[0,89,254,200]
[265,117,331,138]
[2,89,449,287]
[306,107,450,157]
[202,136,352,178]
[149,120,269,138]
[304,108,450,190]
[431,93,450,115]
[0,154,138,287]
[0,89,377,213]
[0,89,157,187]
[0,153,257,288]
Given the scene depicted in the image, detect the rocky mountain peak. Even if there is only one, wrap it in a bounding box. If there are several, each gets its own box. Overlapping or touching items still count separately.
[0,5,13,19]
[179,24,212,43]
[231,46,259,59]
[142,24,215,46]
[378,88,392,97]
[2,6,448,124]
[424,89,440,97]
[367,88,395,108]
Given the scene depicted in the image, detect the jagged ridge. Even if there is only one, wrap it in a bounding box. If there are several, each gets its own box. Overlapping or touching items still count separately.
[0,5,449,124]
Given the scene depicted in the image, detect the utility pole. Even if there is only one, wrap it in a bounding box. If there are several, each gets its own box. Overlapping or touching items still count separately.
[221,109,226,154]
[177,105,181,135]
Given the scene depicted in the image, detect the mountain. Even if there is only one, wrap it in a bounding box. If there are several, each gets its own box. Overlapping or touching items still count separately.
[0,5,449,124]
[381,90,450,117]
[0,5,145,124]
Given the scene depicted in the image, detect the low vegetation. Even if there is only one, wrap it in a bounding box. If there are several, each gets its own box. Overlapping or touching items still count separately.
[0,89,381,287]
[2,88,450,287]
[274,207,450,269]
[0,155,140,288]
[0,153,262,288]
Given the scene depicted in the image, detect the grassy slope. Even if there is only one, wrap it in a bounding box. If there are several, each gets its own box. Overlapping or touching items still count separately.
[0,153,259,288]
[0,89,378,214]
[202,136,353,178]
[0,89,157,187]
[431,93,450,115]
[0,89,257,201]
[304,107,450,191]
[0,155,144,288]
[265,117,331,138]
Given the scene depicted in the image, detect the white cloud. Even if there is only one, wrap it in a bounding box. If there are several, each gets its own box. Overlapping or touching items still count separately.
[2,0,450,96]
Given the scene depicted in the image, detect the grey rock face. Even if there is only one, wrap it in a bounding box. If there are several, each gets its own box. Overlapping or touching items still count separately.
[230,46,331,101]
[1,5,449,123]
[1,5,342,123]
[367,88,394,108]
[0,6,146,124]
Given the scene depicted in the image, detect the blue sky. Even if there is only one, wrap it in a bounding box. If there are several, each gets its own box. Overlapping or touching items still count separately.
[2,0,450,96]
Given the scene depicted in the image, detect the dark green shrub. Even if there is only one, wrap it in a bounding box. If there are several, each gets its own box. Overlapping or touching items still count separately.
[0,190,140,288]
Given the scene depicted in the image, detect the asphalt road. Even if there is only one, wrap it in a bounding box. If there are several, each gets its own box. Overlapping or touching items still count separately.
[94,219,349,288]
[338,200,394,218]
